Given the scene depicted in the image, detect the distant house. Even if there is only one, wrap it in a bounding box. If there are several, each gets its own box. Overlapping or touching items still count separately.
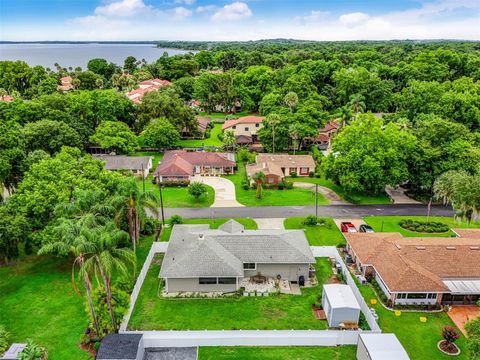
[181,116,212,139]
[94,155,152,178]
[159,220,315,293]
[154,150,236,182]
[222,116,265,144]
[126,78,171,104]
[345,229,480,306]
[246,154,316,185]
[322,284,361,328]
[305,120,339,150]
[0,95,14,102]
[58,76,74,92]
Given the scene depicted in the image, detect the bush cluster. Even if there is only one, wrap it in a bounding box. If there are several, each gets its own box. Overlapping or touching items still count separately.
[156,180,190,187]
[371,278,388,304]
[399,219,449,233]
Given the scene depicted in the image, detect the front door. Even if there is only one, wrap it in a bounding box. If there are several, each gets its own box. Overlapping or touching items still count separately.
[289,266,298,282]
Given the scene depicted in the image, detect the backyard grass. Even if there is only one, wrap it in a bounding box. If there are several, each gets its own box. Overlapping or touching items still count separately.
[159,217,258,241]
[363,216,480,237]
[128,258,333,330]
[357,282,468,360]
[228,161,329,206]
[284,217,345,246]
[0,236,153,360]
[199,346,357,359]
[287,176,391,205]
[197,111,251,120]
[178,123,224,148]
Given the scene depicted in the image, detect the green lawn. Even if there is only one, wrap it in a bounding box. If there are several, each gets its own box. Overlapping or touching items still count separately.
[128,258,332,330]
[199,346,357,359]
[0,236,154,360]
[159,217,258,241]
[357,282,468,360]
[363,216,480,237]
[228,161,329,206]
[284,217,345,246]
[197,111,251,120]
[287,176,391,205]
[179,123,224,148]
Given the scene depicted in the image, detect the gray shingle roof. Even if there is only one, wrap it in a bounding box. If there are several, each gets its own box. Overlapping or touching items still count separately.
[160,221,315,278]
[95,155,152,171]
[96,334,142,360]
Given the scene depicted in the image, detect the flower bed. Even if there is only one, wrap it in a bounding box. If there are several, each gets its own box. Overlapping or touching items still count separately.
[399,219,449,233]
[437,340,461,356]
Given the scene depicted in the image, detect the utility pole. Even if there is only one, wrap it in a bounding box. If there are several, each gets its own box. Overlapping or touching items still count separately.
[141,164,145,194]
[315,184,318,217]
[157,179,165,227]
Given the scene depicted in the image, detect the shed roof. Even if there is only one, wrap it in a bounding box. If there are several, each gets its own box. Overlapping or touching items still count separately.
[94,155,152,171]
[359,333,410,360]
[323,284,360,310]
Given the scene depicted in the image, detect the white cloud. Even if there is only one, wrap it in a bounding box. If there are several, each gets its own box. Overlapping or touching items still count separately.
[175,0,196,4]
[94,0,153,17]
[173,6,193,19]
[339,12,370,26]
[211,2,252,22]
[295,10,330,23]
[196,5,217,14]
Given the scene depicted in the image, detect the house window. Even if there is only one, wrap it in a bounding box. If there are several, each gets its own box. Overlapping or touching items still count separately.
[406,293,428,299]
[299,167,309,175]
[427,293,437,299]
[255,123,259,127]
[397,293,407,299]
[268,177,274,184]
[232,125,236,129]
[243,263,256,270]
[245,127,249,131]
[218,277,236,284]
[289,167,297,175]
[199,277,217,285]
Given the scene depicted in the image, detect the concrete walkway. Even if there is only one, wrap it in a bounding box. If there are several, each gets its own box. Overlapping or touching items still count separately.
[191,176,244,208]
[385,185,420,204]
[254,218,285,229]
[293,182,347,205]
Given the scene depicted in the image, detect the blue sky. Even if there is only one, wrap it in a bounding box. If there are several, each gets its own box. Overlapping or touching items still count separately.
[1,0,479,41]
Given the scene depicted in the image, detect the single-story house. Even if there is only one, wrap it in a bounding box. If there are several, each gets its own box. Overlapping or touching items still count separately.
[181,116,212,138]
[160,220,315,293]
[322,284,361,328]
[96,334,144,360]
[154,150,236,183]
[222,116,265,143]
[246,154,316,185]
[94,155,152,178]
[58,76,74,92]
[345,229,480,306]
[126,78,171,104]
[357,333,410,360]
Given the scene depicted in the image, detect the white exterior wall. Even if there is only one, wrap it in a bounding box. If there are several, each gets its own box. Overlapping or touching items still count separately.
[136,337,145,360]
[166,278,238,293]
[228,123,263,137]
[328,307,360,328]
[356,336,370,360]
[394,294,438,306]
[375,274,391,299]
[244,263,310,282]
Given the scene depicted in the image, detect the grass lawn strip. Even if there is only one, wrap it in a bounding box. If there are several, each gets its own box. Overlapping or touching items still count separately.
[179,123,224,148]
[198,346,357,359]
[284,217,345,246]
[363,216,480,237]
[127,257,332,331]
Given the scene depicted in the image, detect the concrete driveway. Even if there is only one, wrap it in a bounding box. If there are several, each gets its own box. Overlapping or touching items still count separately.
[334,218,365,232]
[385,185,420,204]
[293,182,348,205]
[254,218,285,229]
[191,176,244,208]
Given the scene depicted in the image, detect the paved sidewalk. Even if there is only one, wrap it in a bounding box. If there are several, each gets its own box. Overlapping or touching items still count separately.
[254,218,285,229]
[192,176,244,208]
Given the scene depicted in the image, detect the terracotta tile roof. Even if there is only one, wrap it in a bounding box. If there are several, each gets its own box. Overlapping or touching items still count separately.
[235,135,253,144]
[255,154,315,169]
[222,116,265,130]
[126,78,171,104]
[453,228,480,238]
[196,116,212,132]
[0,95,14,102]
[319,120,339,133]
[155,150,236,177]
[346,231,480,292]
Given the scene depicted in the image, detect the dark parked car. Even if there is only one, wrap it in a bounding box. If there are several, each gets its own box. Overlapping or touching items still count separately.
[359,224,374,233]
[341,222,357,233]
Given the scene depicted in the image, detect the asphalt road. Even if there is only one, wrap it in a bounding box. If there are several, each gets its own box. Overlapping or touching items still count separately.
[161,204,454,220]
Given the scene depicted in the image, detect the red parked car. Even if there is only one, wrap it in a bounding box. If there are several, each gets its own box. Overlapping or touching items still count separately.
[341,222,358,233]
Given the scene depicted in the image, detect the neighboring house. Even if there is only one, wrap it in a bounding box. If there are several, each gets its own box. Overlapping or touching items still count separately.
[304,120,339,150]
[345,229,480,306]
[0,95,14,102]
[322,284,361,328]
[58,76,74,92]
[160,220,315,293]
[126,78,171,104]
[154,150,236,183]
[94,155,152,178]
[222,116,265,144]
[181,116,212,139]
[357,333,410,360]
[246,154,316,185]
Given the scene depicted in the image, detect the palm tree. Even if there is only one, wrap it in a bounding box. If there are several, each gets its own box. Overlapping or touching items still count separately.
[289,123,301,155]
[252,172,265,199]
[223,130,237,151]
[38,219,101,336]
[338,105,354,127]
[109,177,159,253]
[266,113,280,154]
[349,93,366,118]
[54,190,112,226]
[83,222,135,332]
[284,92,298,112]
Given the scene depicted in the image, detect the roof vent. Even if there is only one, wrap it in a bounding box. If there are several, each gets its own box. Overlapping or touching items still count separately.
[470,246,480,250]
[395,244,401,250]
[446,246,456,250]
[416,246,426,250]
[198,234,205,241]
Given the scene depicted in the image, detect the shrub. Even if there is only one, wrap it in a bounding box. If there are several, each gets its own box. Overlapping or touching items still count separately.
[303,215,319,226]
[188,181,208,200]
[93,342,101,352]
[277,181,285,190]
[0,325,9,354]
[309,171,315,178]
[169,214,184,225]
[443,326,460,344]
[158,180,190,187]
[237,147,250,162]
[256,183,263,199]
[141,217,159,235]
[399,219,449,233]
[19,339,47,360]
[291,171,297,178]
[284,180,293,189]
[241,180,250,190]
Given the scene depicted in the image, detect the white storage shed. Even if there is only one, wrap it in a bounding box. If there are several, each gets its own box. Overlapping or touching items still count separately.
[322,284,361,327]
[357,333,410,360]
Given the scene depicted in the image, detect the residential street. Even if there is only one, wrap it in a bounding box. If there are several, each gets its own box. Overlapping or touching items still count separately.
[162,204,454,219]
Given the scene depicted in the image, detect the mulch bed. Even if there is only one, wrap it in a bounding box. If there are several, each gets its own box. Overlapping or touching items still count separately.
[437,340,461,356]
[79,342,96,357]
[312,305,326,320]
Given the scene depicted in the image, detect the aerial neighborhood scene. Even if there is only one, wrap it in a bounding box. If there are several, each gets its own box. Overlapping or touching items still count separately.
[1,0,480,359]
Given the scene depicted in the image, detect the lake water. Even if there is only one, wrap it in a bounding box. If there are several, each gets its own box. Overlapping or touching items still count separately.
[0,43,192,69]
